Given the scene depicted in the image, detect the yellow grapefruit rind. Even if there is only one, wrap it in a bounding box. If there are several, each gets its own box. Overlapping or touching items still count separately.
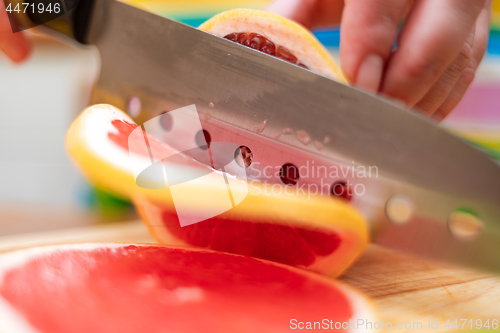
[199,8,347,82]
[66,105,140,201]
[66,105,368,277]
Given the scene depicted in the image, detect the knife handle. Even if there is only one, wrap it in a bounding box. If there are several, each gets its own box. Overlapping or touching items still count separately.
[4,0,97,44]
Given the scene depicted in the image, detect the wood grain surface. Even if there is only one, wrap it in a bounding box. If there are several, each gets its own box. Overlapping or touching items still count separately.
[341,245,500,332]
[0,220,498,332]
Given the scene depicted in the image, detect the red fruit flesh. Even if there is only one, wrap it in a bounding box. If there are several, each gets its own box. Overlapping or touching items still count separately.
[0,245,356,333]
[160,208,341,267]
[331,181,353,202]
[224,32,307,68]
[108,119,138,151]
[108,119,177,159]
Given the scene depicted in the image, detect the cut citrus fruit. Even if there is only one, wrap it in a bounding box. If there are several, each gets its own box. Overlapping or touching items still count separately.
[0,243,375,333]
[199,8,346,81]
[66,105,368,277]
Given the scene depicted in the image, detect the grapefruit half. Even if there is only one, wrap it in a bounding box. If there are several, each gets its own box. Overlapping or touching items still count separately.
[199,8,346,81]
[66,105,368,277]
[0,243,375,333]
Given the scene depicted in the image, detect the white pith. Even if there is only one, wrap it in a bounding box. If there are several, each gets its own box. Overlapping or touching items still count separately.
[342,283,378,333]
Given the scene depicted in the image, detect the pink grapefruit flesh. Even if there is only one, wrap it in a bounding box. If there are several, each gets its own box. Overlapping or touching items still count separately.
[0,244,374,333]
[144,204,341,267]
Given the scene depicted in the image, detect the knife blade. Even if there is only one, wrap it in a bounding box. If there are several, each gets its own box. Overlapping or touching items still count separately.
[17,0,500,272]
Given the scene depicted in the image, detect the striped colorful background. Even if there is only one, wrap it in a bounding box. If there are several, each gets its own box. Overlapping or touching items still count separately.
[122,0,500,160]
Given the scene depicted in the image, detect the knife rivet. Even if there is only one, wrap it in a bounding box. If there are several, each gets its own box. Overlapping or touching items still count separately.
[448,210,482,241]
[127,97,141,118]
[386,196,414,224]
[209,102,215,108]
[234,146,253,168]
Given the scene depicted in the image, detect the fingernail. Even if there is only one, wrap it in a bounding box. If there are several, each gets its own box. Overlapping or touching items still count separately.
[356,54,384,93]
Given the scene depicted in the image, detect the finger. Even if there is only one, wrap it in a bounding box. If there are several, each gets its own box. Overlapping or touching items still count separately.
[340,0,408,92]
[0,1,31,62]
[266,0,344,29]
[433,0,491,121]
[0,33,32,62]
[414,26,476,114]
[380,0,487,106]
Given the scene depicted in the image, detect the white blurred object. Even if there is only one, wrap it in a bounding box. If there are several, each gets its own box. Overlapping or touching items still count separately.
[0,34,102,234]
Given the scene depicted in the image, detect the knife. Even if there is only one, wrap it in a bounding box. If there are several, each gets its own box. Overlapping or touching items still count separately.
[9,0,500,272]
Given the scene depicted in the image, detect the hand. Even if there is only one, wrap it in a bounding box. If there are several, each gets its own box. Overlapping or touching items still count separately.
[0,0,31,63]
[268,0,492,120]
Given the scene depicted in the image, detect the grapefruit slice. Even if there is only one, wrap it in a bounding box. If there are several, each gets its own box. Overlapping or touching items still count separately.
[199,8,346,81]
[0,243,375,333]
[66,105,368,277]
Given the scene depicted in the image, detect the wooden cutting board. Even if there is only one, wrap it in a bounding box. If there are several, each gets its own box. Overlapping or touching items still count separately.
[340,246,500,332]
[0,220,498,332]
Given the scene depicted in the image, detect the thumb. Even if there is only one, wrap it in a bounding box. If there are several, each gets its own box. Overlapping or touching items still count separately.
[0,1,31,63]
